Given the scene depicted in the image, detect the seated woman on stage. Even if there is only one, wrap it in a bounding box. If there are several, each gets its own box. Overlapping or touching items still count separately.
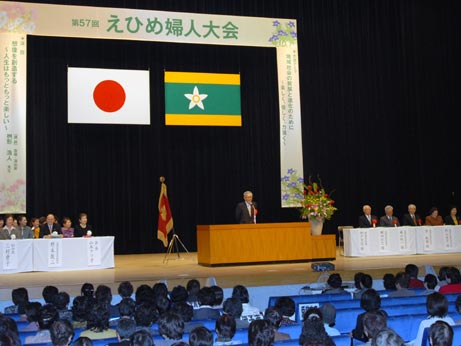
[444,206,459,225]
[74,213,93,237]
[61,217,74,238]
[425,207,444,226]
[30,217,41,238]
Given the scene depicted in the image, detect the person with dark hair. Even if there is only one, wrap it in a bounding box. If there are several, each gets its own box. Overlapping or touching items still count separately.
[79,303,117,340]
[50,320,74,346]
[118,297,136,319]
[210,286,224,308]
[232,285,262,321]
[17,215,34,239]
[157,312,185,346]
[439,267,461,294]
[74,213,93,237]
[429,320,453,346]
[193,287,220,320]
[0,214,19,240]
[39,214,63,238]
[438,267,449,287]
[135,285,155,306]
[81,283,94,299]
[420,274,438,296]
[43,285,59,304]
[186,279,201,308]
[372,328,404,346]
[264,307,289,341]
[55,292,72,321]
[189,326,213,346]
[20,302,42,332]
[107,318,136,346]
[320,303,340,336]
[444,206,459,226]
[156,295,172,315]
[323,273,347,295]
[130,329,154,346]
[362,311,387,345]
[354,272,365,290]
[25,304,59,344]
[4,287,29,314]
[0,333,19,346]
[383,273,396,290]
[71,296,88,329]
[426,207,444,226]
[153,282,169,298]
[354,274,373,299]
[299,307,334,346]
[412,292,454,346]
[170,286,188,305]
[455,295,461,324]
[215,314,239,345]
[72,337,93,346]
[0,314,19,344]
[274,297,296,326]
[134,303,158,334]
[171,302,197,333]
[223,297,249,329]
[388,272,415,297]
[60,217,74,238]
[352,289,387,342]
[95,284,118,317]
[249,319,275,346]
[405,264,424,288]
[118,281,134,299]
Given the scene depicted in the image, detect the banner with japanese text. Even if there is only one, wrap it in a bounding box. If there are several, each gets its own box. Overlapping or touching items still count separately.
[0,32,26,213]
[0,1,303,208]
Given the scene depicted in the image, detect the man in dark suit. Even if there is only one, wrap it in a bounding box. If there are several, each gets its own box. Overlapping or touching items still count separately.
[401,204,421,226]
[358,205,378,228]
[379,205,400,227]
[39,214,63,238]
[235,191,257,224]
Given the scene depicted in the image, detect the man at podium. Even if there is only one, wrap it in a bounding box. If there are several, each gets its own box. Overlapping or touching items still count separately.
[235,191,257,224]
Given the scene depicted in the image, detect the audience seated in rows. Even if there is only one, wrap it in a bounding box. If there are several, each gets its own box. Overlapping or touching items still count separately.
[108,318,136,346]
[157,311,184,346]
[383,273,397,290]
[299,307,334,346]
[193,287,220,320]
[322,273,347,295]
[79,303,117,340]
[21,302,42,332]
[352,289,386,343]
[406,264,425,289]
[388,272,415,297]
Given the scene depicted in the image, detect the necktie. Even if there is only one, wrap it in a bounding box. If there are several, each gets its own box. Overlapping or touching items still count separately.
[247,204,251,216]
[412,215,416,225]
[49,225,52,233]
[367,215,371,223]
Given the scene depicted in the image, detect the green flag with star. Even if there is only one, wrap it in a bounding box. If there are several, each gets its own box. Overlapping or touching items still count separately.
[164,71,241,126]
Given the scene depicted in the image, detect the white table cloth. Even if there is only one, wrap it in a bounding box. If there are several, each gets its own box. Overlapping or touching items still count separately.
[0,239,33,274]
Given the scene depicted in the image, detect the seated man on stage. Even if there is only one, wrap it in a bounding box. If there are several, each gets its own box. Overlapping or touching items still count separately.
[402,204,421,226]
[235,191,257,224]
[39,214,63,238]
[379,205,400,227]
[358,205,378,228]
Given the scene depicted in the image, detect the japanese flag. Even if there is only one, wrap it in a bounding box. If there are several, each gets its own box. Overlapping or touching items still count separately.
[68,67,150,125]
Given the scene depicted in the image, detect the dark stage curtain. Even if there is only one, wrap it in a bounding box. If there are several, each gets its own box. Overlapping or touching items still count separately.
[23,0,461,254]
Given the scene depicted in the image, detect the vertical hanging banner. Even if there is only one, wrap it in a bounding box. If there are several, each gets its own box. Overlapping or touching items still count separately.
[0,1,303,209]
[0,33,26,213]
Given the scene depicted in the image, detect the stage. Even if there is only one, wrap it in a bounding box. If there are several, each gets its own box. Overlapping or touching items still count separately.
[1,247,461,301]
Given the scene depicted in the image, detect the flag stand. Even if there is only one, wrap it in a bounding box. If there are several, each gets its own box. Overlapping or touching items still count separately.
[163,227,189,264]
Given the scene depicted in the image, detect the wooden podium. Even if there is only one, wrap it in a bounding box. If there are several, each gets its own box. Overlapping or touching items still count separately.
[196,222,336,266]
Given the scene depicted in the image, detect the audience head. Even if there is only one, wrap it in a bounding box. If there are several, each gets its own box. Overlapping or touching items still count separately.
[11,287,29,313]
[360,289,381,312]
[383,273,397,290]
[405,264,419,278]
[50,319,74,346]
[0,332,20,346]
[187,279,201,298]
[363,311,387,340]
[171,302,194,322]
[54,292,70,310]
[156,295,171,314]
[116,318,136,341]
[354,272,365,289]
[153,282,169,298]
[38,304,59,330]
[25,302,42,323]
[361,274,373,289]
[446,267,461,284]
[215,314,236,339]
[118,297,136,318]
[424,274,438,290]
[72,337,93,346]
[223,297,243,319]
[42,285,59,304]
[394,272,410,289]
[427,292,448,318]
[455,295,461,314]
[0,314,19,337]
[274,297,295,318]
[429,321,453,346]
[232,285,250,304]
[170,285,188,304]
[264,307,282,330]
[135,303,158,327]
[320,303,336,327]
[248,319,274,346]
[130,329,154,346]
[438,267,449,282]
[189,326,213,346]
[95,285,112,305]
[86,303,110,332]
[71,296,88,322]
[135,284,155,305]
[117,281,134,299]
[327,273,342,289]
[198,287,216,307]
[210,285,224,306]
[81,283,94,298]
[300,307,333,346]
[372,328,405,346]
[158,312,184,340]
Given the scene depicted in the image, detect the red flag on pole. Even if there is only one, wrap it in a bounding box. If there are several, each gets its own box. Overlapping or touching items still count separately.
[157,178,173,247]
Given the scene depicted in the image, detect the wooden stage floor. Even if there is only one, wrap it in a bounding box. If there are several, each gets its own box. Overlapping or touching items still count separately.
[1,247,460,300]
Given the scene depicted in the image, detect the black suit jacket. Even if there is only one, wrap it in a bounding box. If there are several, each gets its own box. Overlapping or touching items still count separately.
[444,215,460,225]
[379,215,400,227]
[358,215,378,228]
[39,223,62,238]
[235,201,257,224]
[402,213,421,226]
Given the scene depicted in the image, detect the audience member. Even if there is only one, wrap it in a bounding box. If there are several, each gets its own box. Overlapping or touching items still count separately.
[55,292,72,321]
[420,274,438,296]
[210,286,224,309]
[439,267,461,294]
[388,272,415,297]
[189,326,213,346]
[0,314,19,344]
[383,273,397,290]
[248,319,275,346]
[264,307,289,341]
[157,312,185,346]
[362,311,387,345]
[232,285,262,321]
[274,297,296,325]
[74,213,93,237]
[153,282,169,298]
[438,267,449,287]
[108,318,136,346]
[223,297,249,329]
[193,287,221,320]
[25,304,59,344]
[354,274,373,299]
[50,319,74,346]
[43,285,59,304]
[186,279,201,308]
[299,307,334,346]
[21,302,42,332]
[16,215,34,239]
[352,289,386,342]
[372,328,404,346]
[455,295,461,324]
[39,214,63,238]
[444,206,459,226]
[71,296,88,329]
[4,287,29,315]
[402,204,421,226]
[320,303,340,336]
[429,320,453,346]
[170,286,188,305]
[322,273,347,295]
[412,292,454,346]
[354,272,365,290]
[359,205,378,228]
[130,330,154,346]
[156,295,172,315]
[118,297,136,319]
[81,283,94,299]
[79,303,117,340]
[61,217,74,238]
[215,314,240,345]
[425,207,444,226]
[135,285,155,306]
[134,303,157,334]
[379,205,400,227]
[118,281,134,299]
[95,284,118,317]
[72,337,93,346]
[171,302,196,333]
[405,264,424,288]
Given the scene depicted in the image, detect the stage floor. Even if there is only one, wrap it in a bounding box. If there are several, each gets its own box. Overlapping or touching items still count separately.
[1,247,460,300]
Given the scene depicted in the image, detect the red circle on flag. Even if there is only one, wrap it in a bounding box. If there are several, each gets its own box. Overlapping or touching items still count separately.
[93,80,126,113]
